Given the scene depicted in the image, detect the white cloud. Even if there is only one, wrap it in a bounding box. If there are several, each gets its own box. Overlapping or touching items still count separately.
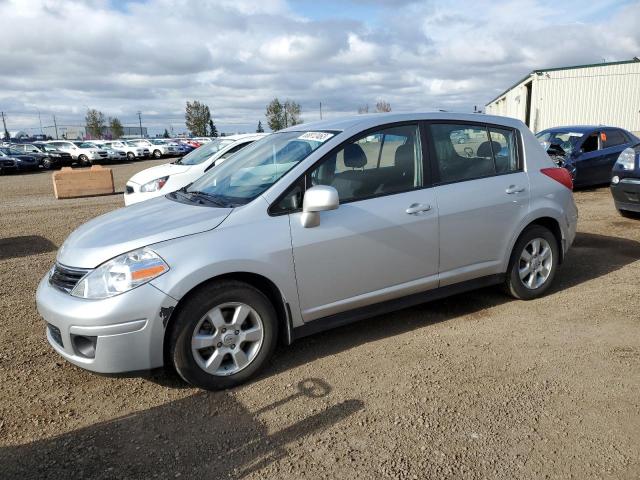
[0,0,638,134]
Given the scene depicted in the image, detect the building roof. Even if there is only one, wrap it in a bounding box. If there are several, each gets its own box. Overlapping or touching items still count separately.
[485,58,640,106]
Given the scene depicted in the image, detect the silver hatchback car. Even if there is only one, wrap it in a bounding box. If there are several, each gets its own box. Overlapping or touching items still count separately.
[36,113,578,390]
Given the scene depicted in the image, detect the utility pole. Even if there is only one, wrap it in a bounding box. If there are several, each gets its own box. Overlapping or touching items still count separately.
[1,111,9,143]
[37,109,43,135]
[53,115,59,139]
[319,102,323,120]
[137,111,143,138]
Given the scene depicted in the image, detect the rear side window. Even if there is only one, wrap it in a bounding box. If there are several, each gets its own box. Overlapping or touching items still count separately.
[430,124,495,183]
[488,127,518,173]
[603,130,627,148]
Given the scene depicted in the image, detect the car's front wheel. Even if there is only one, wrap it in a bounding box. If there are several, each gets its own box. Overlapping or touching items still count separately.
[78,154,90,166]
[505,225,559,300]
[153,149,162,159]
[170,280,278,390]
[127,152,135,161]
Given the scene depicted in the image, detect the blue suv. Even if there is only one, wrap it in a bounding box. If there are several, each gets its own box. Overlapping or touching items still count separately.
[536,126,640,188]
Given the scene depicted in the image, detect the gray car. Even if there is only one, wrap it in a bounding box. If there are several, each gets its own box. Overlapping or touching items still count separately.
[36,113,578,390]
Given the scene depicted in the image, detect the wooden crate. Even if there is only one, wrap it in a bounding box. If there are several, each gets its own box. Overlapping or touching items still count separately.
[52,166,115,199]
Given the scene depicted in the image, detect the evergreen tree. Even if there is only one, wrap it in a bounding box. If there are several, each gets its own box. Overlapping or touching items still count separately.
[256,121,264,133]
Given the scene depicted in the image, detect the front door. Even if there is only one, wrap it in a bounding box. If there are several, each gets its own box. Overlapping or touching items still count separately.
[288,123,440,322]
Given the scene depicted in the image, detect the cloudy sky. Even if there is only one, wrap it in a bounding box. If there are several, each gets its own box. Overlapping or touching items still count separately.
[1,0,639,136]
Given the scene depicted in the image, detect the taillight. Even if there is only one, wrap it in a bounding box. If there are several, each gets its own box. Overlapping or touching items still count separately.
[541,167,573,190]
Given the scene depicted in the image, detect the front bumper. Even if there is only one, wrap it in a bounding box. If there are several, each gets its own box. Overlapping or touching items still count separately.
[36,275,177,373]
[611,178,640,212]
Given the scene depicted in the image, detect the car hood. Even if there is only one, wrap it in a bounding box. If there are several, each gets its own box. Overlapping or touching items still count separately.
[57,196,232,268]
[128,162,192,185]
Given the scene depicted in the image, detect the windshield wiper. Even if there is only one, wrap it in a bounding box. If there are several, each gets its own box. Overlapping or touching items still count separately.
[187,190,233,208]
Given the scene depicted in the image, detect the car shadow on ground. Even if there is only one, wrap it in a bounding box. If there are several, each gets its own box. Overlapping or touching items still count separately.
[0,378,363,479]
[0,235,57,260]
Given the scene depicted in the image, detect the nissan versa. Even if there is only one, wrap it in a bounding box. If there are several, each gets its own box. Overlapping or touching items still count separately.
[36,113,578,390]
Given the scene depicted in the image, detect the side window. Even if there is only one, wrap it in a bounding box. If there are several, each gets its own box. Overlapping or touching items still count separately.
[488,127,519,173]
[308,124,423,203]
[219,142,252,160]
[271,177,305,214]
[581,133,599,153]
[603,130,626,148]
[430,124,495,183]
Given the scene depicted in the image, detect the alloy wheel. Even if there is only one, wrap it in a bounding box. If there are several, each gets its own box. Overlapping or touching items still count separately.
[190,302,264,376]
[518,238,553,289]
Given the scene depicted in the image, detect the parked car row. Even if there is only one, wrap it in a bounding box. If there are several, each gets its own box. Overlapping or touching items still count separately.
[0,137,203,173]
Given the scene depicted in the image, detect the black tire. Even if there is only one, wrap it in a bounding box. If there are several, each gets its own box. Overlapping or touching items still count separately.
[169,280,279,390]
[42,157,54,170]
[127,152,135,161]
[153,149,162,159]
[504,225,559,300]
[78,154,91,167]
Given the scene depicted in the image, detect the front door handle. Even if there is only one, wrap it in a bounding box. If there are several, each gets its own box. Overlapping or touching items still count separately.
[406,203,432,214]
[505,185,525,194]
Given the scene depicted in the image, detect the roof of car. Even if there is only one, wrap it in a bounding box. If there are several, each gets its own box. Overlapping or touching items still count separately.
[281,112,525,133]
[538,125,623,134]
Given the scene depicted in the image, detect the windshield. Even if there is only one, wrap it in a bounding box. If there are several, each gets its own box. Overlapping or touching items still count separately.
[151,140,165,145]
[172,131,334,207]
[536,131,584,154]
[76,142,96,148]
[174,138,234,165]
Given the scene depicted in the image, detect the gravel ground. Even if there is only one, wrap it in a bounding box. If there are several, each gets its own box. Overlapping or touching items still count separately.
[0,160,639,479]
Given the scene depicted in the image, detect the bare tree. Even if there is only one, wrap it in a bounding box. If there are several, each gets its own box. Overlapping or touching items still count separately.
[357,104,369,114]
[375,100,391,113]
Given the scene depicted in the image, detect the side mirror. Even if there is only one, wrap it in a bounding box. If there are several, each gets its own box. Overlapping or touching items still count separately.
[301,185,339,228]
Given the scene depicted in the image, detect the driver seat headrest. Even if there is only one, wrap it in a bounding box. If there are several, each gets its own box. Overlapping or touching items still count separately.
[343,143,367,168]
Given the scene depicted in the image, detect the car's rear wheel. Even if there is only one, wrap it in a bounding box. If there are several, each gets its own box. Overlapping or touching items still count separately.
[153,149,162,159]
[505,225,559,300]
[78,154,90,167]
[170,280,278,390]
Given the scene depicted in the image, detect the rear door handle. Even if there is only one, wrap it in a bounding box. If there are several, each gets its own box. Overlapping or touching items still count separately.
[505,185,525,194]
[406,203,432,214]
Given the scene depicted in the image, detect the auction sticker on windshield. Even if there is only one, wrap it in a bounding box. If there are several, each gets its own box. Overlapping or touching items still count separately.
[298,132,334,142]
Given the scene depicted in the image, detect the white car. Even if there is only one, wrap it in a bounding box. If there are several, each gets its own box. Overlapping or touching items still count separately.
[47,141,109,166]
[130,139,178,158]
[105,141,149,160]
[87,142,127,162]
[124,133,268,205]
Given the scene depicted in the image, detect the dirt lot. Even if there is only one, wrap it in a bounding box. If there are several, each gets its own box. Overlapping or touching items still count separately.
[0,160,639,479]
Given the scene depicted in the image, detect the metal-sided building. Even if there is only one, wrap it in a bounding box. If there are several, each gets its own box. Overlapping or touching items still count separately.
[485,58,640,136]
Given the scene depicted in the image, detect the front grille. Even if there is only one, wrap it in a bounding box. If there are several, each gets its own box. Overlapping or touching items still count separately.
[98,152,108,158]
[0,159,15,167]
[125,185,134,194]
[49,263,91,293]
[48,323,64,347]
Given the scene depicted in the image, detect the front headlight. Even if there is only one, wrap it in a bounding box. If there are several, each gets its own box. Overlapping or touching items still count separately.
[140,176,169,192]
[615,147,636,171]
[71,247,169,299]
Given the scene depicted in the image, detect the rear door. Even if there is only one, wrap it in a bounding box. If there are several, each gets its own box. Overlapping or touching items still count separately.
[285,122,440,321]
[427,122,529,285]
